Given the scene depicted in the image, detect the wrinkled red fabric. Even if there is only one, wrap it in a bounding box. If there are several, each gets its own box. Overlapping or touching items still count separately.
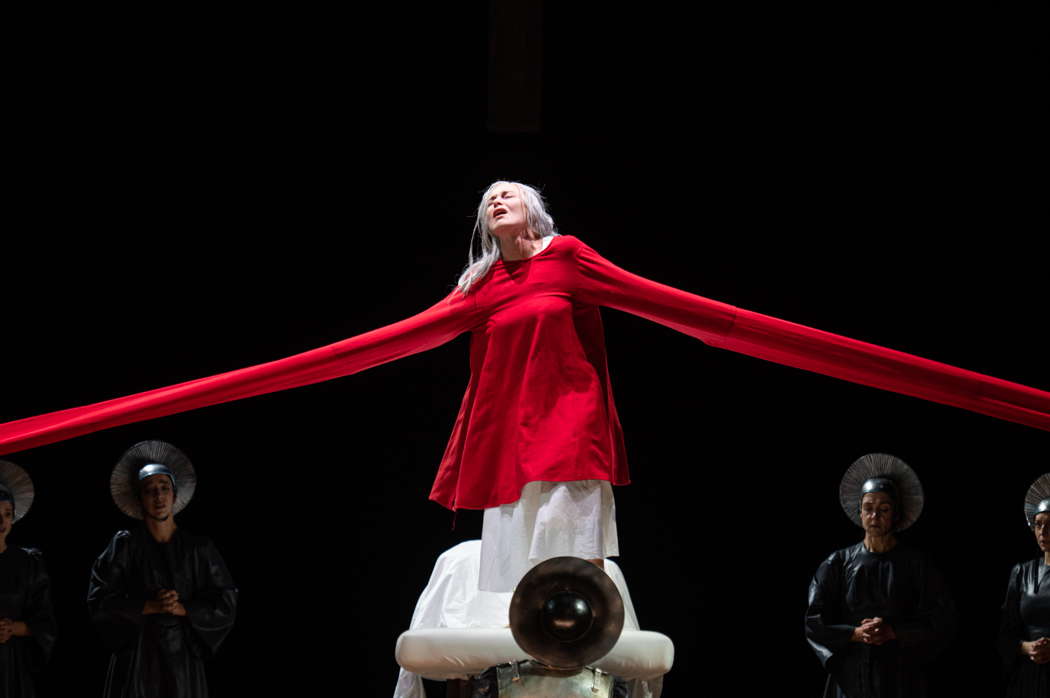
[1,236,1047,507]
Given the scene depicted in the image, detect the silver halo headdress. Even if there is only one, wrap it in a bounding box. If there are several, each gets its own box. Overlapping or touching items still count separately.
[110,440,197,520]
[1023,473,1050,528]
[839,453,924,531]
[0,460,35,523]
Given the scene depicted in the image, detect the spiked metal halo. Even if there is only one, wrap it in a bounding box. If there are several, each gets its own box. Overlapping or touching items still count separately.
[1023,473,1050,528]
[110,440,197,519]
[839,453,924,531]
[0,460,35,522]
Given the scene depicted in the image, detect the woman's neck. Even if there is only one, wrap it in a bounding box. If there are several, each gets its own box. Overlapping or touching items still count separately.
[863,533,897,553]
[499,232,546,261]
[145,517,177,543]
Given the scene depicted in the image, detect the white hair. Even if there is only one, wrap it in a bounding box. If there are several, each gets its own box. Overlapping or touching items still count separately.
[456,181,558,295]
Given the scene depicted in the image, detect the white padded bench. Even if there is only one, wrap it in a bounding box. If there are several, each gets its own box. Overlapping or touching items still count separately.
[396,627,673,680]
[392,541,673,697]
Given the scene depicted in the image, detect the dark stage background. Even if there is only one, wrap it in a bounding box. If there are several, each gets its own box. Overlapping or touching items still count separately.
[4,4,1046,696]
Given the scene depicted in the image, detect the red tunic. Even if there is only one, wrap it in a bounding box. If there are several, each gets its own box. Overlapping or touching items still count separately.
[1,236,1048,491]
[428,235,735,509]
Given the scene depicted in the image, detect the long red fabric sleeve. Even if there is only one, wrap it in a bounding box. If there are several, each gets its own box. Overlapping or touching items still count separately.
[571,240,1050,432]
[0,238,1047,458]
[0,292,477,455]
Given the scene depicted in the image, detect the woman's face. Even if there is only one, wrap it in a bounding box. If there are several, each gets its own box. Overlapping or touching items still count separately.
[860,491,895,537]
[485,184,527,239]
[0,500,13,543]
[140,474,175,521]
[1034,513,1050,553]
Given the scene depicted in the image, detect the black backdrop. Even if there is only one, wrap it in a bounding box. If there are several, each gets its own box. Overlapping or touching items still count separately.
[4,5,1046,696]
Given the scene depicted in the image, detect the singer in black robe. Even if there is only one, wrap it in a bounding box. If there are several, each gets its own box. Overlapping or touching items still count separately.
[805,542,956,698]
[0,547,56,698]
[87,526,237,698]
[998,559,1050,696]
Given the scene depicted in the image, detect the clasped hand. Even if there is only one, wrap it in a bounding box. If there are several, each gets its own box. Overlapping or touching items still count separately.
[0,617,28,643]
[1021,637,1050,664]
[852,617,897,646]
[144,589,186,617]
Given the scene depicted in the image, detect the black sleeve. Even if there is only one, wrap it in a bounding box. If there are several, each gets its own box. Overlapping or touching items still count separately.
[181,537,238,659]
[805,552,855,670]
[997,562,1026,674]
[86,530,145,649]
[21,548,58,671]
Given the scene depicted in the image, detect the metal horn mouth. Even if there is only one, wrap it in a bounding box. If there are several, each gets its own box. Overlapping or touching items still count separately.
[509,556,624,670]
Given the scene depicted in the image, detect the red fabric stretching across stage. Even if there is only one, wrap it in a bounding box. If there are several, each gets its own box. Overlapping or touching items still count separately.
[0,236,1047,506]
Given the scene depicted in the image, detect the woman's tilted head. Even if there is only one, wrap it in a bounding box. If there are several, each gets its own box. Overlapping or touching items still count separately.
[457,181,558,295]
[476,181,555,241]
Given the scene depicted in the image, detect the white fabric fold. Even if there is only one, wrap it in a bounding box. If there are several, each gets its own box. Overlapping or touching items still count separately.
[480,480,619,592]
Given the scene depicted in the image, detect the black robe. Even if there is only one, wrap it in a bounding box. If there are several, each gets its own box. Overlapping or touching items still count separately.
[87,527,237,698]
[0,547,56,698]
[805,542,956,698]
[998,559,1050,697]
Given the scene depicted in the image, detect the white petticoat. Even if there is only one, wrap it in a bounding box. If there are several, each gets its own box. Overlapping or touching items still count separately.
[478,479,619,593]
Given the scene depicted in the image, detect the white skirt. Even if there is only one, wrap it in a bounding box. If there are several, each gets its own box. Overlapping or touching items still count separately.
[478,480,619,592]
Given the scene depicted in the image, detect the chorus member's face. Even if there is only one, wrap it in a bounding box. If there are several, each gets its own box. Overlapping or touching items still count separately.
[140,475,175,521]
[1034,513,1050,553]
[0,501,12,541]
[486,184,526,238]
[860,491,895,537]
